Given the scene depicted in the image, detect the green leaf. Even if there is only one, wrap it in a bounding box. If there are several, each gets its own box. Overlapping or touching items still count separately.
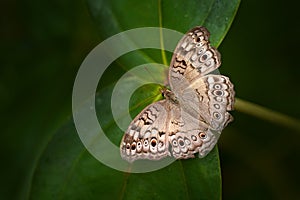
[87,0,240,46]
[30,85,222,200]
[29,0,240,199]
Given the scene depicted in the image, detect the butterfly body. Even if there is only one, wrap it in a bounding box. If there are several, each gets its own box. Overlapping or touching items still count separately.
[120,26,235,162]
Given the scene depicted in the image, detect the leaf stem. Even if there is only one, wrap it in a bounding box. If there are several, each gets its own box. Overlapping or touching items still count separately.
[158,0,168,66]
[235,98,300,132]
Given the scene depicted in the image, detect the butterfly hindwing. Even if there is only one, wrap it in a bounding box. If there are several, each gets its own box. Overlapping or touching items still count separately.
[166,102,223,159]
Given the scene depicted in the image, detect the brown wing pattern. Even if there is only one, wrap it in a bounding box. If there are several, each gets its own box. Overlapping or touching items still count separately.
[120,26,235,162]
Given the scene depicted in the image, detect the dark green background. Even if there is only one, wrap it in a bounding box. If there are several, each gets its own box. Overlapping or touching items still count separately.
[1,0,300,199]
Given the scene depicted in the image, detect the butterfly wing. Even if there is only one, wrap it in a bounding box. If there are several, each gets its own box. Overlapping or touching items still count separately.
[120,98,223,161]
[181,74,235,131]
[167,102,222,159]
[120,100,171,162]
[169,26,221,93]
[168,26,234,130]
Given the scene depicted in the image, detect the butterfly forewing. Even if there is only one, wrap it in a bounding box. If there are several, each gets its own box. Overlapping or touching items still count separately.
[169,26,221,93]
[120,100,171,162]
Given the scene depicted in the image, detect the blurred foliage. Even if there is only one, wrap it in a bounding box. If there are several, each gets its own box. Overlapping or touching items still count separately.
[0,0,100,199]
[1,0,300,200]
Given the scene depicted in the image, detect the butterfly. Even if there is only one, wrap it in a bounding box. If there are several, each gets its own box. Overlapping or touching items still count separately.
[120,26,235,162]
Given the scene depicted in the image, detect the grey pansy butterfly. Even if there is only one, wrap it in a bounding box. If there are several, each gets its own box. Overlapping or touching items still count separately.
[120,26,235,162]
